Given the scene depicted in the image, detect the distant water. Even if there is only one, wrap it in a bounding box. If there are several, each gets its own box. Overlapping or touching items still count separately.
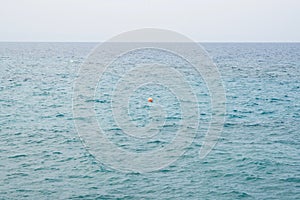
[0,43,299,199]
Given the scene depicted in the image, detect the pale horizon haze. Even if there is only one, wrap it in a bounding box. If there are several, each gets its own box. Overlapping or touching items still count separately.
[0,0,299,42]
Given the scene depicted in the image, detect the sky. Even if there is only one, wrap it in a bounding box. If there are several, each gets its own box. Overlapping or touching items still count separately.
[0,0,299,42]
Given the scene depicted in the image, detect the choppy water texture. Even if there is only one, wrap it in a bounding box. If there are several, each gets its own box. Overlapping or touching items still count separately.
[0,43,299,199]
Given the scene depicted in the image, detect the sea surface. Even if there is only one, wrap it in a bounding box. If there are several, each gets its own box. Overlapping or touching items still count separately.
[0,43,299,199]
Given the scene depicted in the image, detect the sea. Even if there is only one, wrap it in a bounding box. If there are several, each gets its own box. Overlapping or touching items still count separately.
[0,42,299,199]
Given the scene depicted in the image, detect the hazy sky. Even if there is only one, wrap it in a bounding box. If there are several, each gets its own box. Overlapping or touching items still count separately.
[1,0,299,42]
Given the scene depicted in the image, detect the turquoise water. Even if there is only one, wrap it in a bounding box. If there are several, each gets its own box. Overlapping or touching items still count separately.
[0,43,299,199]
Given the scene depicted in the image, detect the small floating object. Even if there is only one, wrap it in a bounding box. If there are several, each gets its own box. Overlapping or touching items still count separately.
[148,97,153,103]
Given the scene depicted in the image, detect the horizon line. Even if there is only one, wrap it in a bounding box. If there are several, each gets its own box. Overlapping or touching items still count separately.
[0,41,299,43]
